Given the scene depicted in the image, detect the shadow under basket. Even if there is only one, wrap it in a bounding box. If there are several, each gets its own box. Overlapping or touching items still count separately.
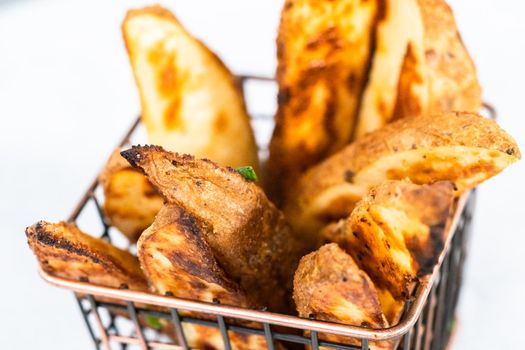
[38,75,493,350]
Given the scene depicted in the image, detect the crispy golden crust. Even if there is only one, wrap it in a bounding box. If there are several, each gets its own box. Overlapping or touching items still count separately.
[294,243,392,349]
[25,221,148,290]
[138,204,255,308]
[285,112,520,243]
[345,181,454,299]
[266,0,379,204]
[99,149,164,242]
[122,145,308,313]
[122,5,258,169]
[318,225,405,325]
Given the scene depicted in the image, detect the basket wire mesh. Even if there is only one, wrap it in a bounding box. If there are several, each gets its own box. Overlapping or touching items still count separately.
[38,75,487,350]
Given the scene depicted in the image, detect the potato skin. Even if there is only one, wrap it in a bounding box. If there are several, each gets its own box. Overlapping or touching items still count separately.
[284,112,520,243]
[25,221,148,290]
[417,0,481,114]
[122,145,309,313]
[392,0,481,121]
[99,148,164,242]
[122,5,258,170]
[294,243,392,349]
[266,0,379,204]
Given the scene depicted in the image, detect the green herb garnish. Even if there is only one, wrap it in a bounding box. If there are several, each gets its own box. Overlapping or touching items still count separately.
[236,166,258,182]
[144,315,163,330]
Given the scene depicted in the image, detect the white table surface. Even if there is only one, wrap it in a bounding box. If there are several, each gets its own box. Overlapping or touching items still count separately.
[1,0,523,348]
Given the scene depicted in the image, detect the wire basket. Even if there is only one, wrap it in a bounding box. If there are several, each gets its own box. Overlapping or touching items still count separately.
[37,75,488,350]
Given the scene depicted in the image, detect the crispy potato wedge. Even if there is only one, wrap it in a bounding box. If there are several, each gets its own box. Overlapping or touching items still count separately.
[122,5,258,169]
[294,243,392,349]
[139,204,283,349]
[285,112,520,243]
[266,0,379,204]
[138,204,255,308]
[318,223,405,325]
[25,221,147,290]
[26,221,264,348]
[355,0,481,138]
[342,181,453,299]
[122,145,308,313]
[99,148,164,242]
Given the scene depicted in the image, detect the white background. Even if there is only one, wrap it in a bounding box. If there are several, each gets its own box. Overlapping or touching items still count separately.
[0,0,523,348]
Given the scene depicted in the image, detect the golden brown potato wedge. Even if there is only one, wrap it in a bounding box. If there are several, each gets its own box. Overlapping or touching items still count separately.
[266,0,379,204]
[294,243,392,349]
[340,181,453,299]
[355,0,481,138]
[122,5,258,169]
[99,148,164,242]
[122,145,308,313]
[139,204,283,349]
[285,112,520,243]
[138,204,255,308]
[25,221,148,290]
[26,221,264,348]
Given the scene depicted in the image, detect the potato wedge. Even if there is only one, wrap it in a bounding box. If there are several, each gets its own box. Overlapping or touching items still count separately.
[340,181,453,299]
[25,221,147,290]
[138,204,255,308]
[122,5,258,169]
[285,112,520,243]
[122,145,308,313]
[294,243,392,349]
[319,222,405,325]
[26,221,264,348]
[138,188,288,349]
[355,0,481,138]
[99,148,164,242]
[266,0,379,204]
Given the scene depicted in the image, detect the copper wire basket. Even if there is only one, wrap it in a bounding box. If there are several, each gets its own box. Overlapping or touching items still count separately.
[37,75,492,350]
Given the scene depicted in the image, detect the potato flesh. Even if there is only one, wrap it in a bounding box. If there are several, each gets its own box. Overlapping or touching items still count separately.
[104,169,163,241]
[355,0,426,138]
[310,146,513,223]
[123,10,258,169]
